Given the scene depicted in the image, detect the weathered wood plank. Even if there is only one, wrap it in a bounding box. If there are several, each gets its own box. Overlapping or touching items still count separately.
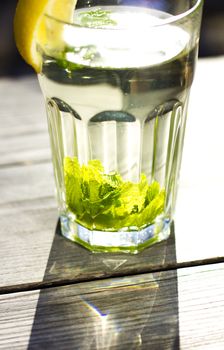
[0,76,43,129]
[0,132,50,167]
[0,199,56,289]
[0,76,50,166]
[0,155,177,291]
[0,162,54,206]
[0,157,177,292]
[178,264,224,349]
[1,264,224,349]
[0,200,177,291]
[0,159,224,292]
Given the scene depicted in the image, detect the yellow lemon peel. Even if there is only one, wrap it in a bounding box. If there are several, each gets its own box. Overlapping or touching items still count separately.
[14,0,77,72]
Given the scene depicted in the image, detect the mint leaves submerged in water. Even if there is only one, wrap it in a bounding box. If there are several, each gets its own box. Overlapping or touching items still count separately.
[53,9,116,71]
[64,157,165,231]
[78,8,117,28]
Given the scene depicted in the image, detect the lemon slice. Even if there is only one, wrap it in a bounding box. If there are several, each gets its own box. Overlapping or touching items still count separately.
[14,0,77,72]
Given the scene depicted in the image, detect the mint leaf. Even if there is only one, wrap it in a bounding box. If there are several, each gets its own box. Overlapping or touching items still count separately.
[64,158,121,219]
[138,189,165,227]
[78,8,117,28]
[64,157,166,231]
[57,57,84,71]
[119,192,165,229]
[64,157,84,216]
[145,181,160,205]
[111,175,148,218]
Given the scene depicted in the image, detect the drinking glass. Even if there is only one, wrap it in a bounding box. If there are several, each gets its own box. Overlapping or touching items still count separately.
[38,0,203,253]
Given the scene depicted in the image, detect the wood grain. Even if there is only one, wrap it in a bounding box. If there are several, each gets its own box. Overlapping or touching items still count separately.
[0,151,177,291]
[178,263,224,349]
[0,204,177,292]
[1,263,224,349]
[0,163,54,206]
[0,76,51,167]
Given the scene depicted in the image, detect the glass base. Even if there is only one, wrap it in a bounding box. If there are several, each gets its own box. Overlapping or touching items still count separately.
[60,214,171,254]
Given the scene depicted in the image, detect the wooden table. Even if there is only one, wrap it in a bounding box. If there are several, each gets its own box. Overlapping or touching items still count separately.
[0,57,224,349]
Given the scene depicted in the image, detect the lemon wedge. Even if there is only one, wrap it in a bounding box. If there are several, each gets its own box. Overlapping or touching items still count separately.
[14,0,77,72]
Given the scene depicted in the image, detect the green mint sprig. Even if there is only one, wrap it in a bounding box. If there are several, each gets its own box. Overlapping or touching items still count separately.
[78,8,117,28]
[64,157,165,231]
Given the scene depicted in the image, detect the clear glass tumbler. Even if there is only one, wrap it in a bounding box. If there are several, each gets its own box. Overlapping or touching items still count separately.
[38,0,203,253]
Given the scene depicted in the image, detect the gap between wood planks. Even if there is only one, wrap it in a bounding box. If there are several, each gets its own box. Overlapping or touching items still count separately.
[1,256,224,296]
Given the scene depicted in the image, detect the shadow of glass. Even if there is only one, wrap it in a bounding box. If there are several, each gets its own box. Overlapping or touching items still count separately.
[40,220,177,285]
[28,223,179,349]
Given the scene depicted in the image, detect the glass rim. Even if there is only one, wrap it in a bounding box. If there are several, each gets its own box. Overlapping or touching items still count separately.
[44,0,203,29]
